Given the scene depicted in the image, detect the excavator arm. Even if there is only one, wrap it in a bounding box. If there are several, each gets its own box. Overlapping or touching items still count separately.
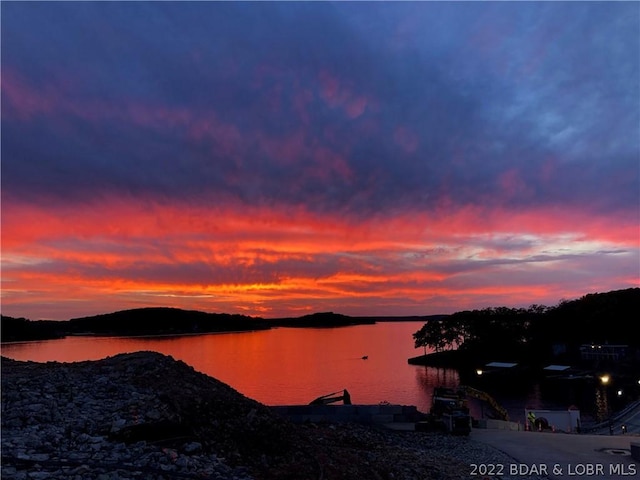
[458,385,509,421]
[309,389,352,405]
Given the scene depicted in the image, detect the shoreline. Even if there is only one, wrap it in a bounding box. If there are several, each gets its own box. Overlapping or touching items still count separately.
[2,351,546,480]
[1,309,439,344]
[0,330,262,346]
[0,319,426,346]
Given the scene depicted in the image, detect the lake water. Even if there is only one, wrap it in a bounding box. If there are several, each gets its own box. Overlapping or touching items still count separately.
[0,322,596,423]
[1,322,455,409]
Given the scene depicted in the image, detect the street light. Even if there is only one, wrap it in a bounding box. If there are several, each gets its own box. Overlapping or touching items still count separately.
[600,374,613,435]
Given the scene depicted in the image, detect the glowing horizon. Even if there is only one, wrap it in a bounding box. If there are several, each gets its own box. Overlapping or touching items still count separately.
[2,197,636,320]
[1,2,638,320]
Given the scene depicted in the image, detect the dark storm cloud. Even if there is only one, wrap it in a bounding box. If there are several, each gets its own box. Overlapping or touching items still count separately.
[2,2,638,217]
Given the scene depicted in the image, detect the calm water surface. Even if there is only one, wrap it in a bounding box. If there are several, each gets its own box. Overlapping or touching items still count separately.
[3,322,597,422]
[1,322,460,413]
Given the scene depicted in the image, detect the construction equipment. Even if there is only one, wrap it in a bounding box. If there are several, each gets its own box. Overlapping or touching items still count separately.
[309,389,352,405]
[459,385,509,421]
[427,387,472,435]
[417,385,508,435]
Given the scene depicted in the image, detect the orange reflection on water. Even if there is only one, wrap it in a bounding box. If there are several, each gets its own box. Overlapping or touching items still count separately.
[1,323,449,412]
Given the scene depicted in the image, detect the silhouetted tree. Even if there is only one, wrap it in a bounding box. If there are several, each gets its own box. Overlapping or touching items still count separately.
[412,288,640,365]
[413,316,465,354]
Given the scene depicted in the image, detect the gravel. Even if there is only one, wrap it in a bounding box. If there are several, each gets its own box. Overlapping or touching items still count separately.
[1,351,548,479]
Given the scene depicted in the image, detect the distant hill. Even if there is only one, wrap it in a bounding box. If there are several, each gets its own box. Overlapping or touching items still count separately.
[0,316,66,343]
[66,307,270,337]
[409,287,640,370]
[270,311,375,328]
[0,309,440,342]
[270,313,446,328]
[356,315,449,323]
[1,308,270,342]
[532,287,640,347]
[3,288,637,343]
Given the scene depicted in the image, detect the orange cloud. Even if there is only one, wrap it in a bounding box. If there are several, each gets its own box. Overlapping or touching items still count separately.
[2,195,637,319]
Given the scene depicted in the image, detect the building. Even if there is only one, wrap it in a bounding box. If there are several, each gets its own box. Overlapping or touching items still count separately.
[579,344,628,362]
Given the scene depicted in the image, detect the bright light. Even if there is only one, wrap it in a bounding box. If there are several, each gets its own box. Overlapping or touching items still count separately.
[617,390,623,397]
[476,369,483,376]
[600,374,610,385]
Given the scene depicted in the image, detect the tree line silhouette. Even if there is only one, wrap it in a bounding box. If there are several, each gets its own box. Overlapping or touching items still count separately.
[413,287,639,368]
[0,309,374,342]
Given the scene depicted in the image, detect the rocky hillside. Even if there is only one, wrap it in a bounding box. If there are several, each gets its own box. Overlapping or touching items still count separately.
[1,351,536,480]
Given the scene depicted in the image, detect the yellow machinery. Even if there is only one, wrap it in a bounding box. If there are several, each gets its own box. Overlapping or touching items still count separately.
[428,387,472,435]
[459,385,509,421]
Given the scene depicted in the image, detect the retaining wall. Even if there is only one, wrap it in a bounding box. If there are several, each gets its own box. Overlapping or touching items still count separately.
[476,418,524,431]
[271,404,424,424]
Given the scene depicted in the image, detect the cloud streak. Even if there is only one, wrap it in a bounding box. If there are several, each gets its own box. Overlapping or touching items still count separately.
[1,2,638,319]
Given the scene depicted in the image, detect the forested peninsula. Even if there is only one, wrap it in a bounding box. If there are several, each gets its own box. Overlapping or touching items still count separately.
[0,308,435,343]
[409,287,640,375]
[2,288,638,352]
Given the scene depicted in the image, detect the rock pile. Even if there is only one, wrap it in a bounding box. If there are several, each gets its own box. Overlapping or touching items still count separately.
[2,351,541,480]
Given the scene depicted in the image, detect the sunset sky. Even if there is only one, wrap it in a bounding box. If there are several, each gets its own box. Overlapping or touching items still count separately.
[1,2,638,321]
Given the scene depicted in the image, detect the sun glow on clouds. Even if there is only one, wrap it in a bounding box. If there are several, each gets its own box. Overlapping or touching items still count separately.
[1,2,637,320]
[2,196,637,320]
